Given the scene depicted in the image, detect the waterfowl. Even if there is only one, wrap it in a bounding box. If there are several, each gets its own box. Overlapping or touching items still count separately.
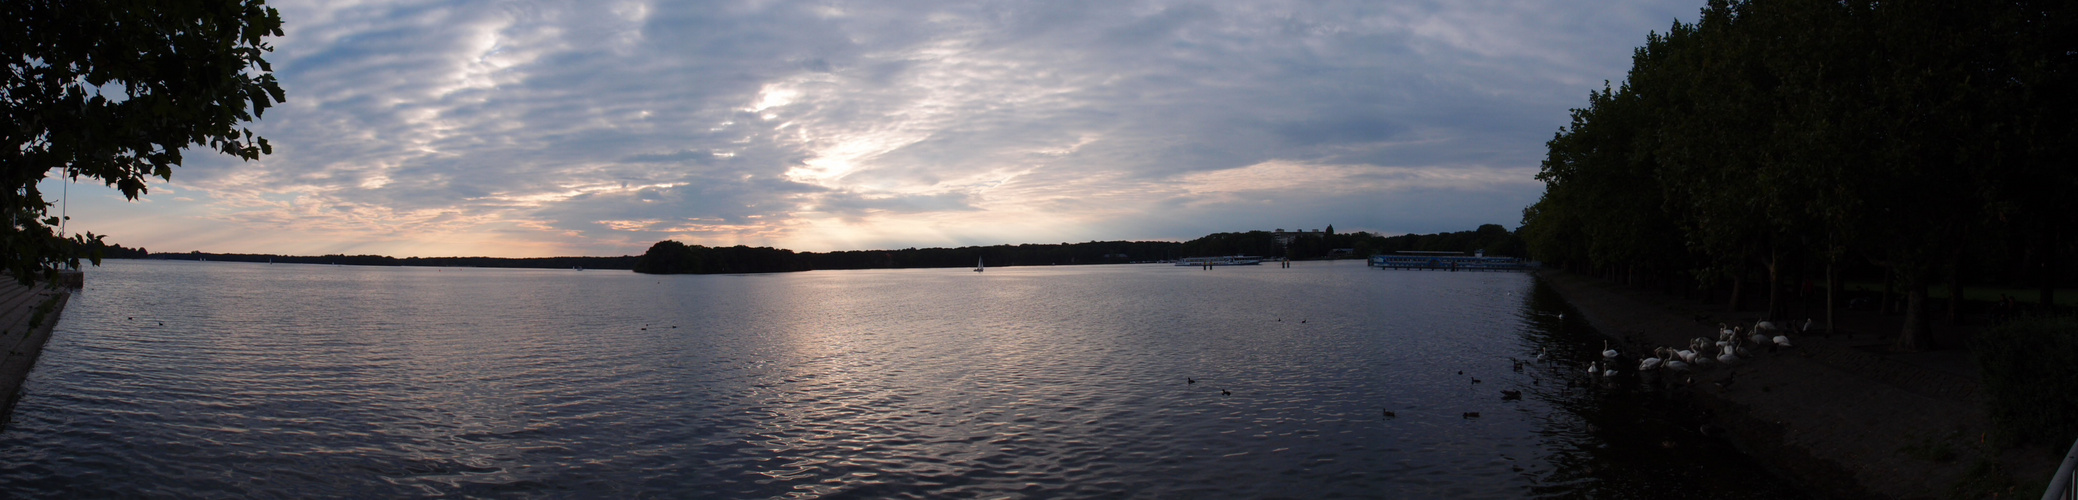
[1602,341,1619,360]
[1639,349,1664,372]
[1500,390,1523,400]
[1665,358,1690,373]
[1187,378,1195,384]
[1773,335,1792,348]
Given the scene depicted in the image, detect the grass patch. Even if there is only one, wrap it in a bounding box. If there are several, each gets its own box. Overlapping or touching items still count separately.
[1971,317,2078,450]
[1900,434,1960,463]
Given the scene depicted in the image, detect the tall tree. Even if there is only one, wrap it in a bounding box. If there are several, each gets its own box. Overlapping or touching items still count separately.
[2,0,285,285]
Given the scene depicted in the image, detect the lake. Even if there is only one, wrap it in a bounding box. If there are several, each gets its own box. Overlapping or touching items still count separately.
[0,259,1800,498]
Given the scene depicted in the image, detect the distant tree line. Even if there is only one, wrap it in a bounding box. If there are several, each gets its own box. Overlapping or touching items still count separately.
[632,225,1528,275]
[632,239,1188,274]
[92,224,1528,275]
[1178,225,1526,259]
[99,243,148,259]
[1520,0,2078,349]
[148,252,640,270]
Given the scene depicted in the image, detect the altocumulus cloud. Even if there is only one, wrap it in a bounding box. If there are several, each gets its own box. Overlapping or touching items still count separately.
[65,0,1698,257]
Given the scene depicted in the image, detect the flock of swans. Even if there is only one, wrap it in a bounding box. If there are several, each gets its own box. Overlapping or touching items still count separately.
[1566,318,1815,387]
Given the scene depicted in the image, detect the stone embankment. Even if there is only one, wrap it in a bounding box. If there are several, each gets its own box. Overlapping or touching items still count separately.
[1538,270,2056,499]
[0,278,71,430]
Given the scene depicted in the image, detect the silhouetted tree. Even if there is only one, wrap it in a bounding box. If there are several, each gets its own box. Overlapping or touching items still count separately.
[3,0,285,285]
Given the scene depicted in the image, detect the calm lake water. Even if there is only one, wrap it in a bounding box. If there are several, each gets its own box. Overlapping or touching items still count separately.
[0,260,1801,498]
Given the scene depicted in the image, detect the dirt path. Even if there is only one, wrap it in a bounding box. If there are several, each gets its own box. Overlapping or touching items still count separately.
[1536,270,2056,499]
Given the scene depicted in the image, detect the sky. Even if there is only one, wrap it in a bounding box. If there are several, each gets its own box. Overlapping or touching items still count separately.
[50,0,1701,258]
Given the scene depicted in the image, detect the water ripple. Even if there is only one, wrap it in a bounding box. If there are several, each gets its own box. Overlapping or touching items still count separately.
[0,261,1802,498]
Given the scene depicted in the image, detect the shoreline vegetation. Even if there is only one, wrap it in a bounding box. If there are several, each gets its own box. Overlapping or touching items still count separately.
[1519,1,2077,351]
[108,224,1530,275]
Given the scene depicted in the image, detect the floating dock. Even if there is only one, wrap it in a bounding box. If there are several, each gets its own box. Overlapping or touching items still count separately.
[1369,251,1536,272]
[0,276,72,430]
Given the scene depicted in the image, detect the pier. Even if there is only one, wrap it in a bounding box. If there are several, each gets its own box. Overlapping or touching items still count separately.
[0,276,73,430]
[1369,251,1536,272]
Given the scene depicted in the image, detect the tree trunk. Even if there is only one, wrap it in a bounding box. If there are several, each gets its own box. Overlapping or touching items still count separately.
[1897,269,1935,350]
[2042,223,2058,311]
[1765,252,1783,321]
[1945,247,1963,325]
[1882,272,1897,315]
[1729,273,1746,311]
[1826,261,1837,336]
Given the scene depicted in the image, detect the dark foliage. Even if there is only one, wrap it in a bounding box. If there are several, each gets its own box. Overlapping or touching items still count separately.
[3,0,285,286]
[1521,0,2078,346]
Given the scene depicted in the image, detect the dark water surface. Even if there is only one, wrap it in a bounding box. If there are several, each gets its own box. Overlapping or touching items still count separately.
[0,260,1802,498]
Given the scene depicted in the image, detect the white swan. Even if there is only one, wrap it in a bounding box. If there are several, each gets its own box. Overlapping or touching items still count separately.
[1717,347,1741,365]
[1602,340,1619,360]
[1665,358,1690,372]
[1755,320,1778,331]
[1640,348,1664,371]
[1774,335,1792,348]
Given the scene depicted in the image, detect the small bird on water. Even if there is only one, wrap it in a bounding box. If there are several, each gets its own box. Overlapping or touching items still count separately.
[1462,412,1481,419]
[1187,378,1195,384]
[1221,389,1231,396]
[1382,410,1396,417]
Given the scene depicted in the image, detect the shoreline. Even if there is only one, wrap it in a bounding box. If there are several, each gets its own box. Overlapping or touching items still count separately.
[0,280,71,431]
[1535,270,2057,499]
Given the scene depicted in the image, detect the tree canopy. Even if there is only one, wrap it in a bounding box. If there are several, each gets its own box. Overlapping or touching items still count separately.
[1521,0,2078,349]
[3,0,284,285]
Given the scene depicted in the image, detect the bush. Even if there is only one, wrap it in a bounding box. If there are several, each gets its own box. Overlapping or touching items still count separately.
[1972,317,2078,450]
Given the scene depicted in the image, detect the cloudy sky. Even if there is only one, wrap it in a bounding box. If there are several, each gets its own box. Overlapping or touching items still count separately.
[52,0,1699,257]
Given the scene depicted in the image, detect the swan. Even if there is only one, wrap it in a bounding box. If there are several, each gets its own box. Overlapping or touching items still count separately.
[1602,341,1619,360]
[1773,335,1792,348]
[1587,361,1600,377]
[1800,318,1816,334]
[1755,320,1778,332]
[1640,348,1664,371]
[1717,347,1741,365]
[1665,358,1690,372]
[1676,348,1698,363]
[1535,348,1548,362]
[1749,330,1772,349]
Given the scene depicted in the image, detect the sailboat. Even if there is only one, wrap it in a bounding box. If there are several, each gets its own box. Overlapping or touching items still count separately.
[974,256,985,272]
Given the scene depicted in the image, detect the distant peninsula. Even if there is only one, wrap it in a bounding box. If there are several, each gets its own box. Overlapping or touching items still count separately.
[106,224,1526,275]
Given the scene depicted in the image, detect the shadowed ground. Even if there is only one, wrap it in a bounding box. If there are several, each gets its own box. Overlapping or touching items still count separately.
[1538,270,2058,499]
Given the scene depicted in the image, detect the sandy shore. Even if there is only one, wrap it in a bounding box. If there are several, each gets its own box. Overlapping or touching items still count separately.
[1536,270,2057,499]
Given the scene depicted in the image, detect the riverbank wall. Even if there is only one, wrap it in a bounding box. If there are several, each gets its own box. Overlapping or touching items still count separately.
[1536,270,2056,499]
[0,279,71,431]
